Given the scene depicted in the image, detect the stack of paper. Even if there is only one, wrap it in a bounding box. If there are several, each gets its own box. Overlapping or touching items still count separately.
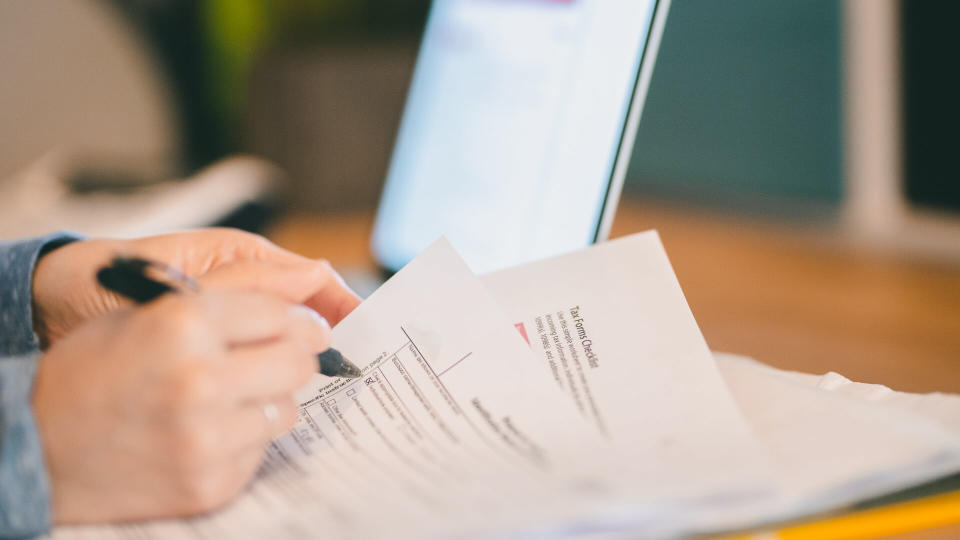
[52,232,960,539]
[714,352,960,526]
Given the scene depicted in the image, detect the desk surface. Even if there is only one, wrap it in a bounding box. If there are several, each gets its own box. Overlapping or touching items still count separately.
[266,197,960,539]
[267,198,960,395]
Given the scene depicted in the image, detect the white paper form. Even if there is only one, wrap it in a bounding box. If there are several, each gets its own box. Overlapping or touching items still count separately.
[714,353,960,522]
[52,239,624,540]
[716,353,960,437]
[481,232,774,510]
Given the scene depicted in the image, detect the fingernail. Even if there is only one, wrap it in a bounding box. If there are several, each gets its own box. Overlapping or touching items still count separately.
[293,305,329,328]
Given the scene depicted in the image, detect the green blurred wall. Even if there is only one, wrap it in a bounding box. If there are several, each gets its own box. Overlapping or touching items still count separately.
[626,0,843,207]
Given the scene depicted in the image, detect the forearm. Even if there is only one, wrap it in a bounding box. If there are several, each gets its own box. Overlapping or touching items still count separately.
[0,353,49,539]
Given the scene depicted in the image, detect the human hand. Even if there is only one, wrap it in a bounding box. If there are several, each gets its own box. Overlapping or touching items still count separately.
[32,288,327,523]
[31,228,361,346]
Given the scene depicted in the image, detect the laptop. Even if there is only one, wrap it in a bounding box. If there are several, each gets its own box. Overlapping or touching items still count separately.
[371,0,670,276]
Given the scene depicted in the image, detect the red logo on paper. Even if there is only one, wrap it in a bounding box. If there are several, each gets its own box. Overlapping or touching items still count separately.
[514,322,530,346]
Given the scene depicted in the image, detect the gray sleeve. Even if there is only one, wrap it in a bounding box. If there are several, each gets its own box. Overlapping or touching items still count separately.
[0,353,49,539]
[0,233,84,538]
[0,233,84,357]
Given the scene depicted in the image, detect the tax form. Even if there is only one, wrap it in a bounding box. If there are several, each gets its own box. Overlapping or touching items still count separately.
[481,231,774,508]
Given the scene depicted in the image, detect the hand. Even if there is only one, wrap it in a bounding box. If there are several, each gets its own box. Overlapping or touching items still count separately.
[31,228,361,346]
[32,288,328,523]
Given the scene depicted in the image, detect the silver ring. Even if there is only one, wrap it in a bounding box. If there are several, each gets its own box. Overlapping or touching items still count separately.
[263,403,279,422]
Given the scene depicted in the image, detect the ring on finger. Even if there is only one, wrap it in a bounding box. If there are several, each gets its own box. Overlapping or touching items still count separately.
[263,402,279,422]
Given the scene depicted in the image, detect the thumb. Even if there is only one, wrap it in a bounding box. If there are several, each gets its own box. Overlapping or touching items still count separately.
[198,260,361,325]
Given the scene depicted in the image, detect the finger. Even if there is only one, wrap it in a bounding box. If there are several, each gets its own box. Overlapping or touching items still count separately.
[303,263,363,326]
[198,259,327,303]
[133,228,303,275]
[194,291,303,346]
[199,259,362,326]
[135,228,363,324]
[214,397,299,455]
[288,304,333,353]
[219,338,320,402]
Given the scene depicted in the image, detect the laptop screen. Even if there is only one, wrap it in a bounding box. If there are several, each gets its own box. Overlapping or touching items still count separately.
[373,0,660,274]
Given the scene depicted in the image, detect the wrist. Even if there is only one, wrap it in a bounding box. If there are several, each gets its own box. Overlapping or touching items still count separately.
[31,237,122,347]
[0,232,84,356]
[31,240,83,348]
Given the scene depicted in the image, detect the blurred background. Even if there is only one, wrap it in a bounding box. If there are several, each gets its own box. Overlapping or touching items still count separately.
[0,1,957,391]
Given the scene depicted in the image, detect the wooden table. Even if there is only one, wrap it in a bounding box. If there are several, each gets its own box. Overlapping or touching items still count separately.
[268,197,960,394]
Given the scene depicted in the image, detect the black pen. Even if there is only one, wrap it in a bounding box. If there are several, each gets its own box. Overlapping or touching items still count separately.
[96,256,362,378]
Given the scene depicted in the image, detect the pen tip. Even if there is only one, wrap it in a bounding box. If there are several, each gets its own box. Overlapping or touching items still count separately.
[339,358,363,378]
